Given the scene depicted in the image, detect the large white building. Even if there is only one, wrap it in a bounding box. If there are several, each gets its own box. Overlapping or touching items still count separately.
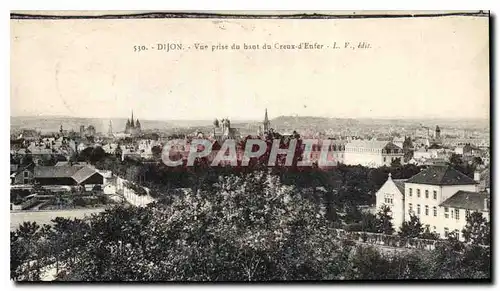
[376,165,490,240]
[344,140,404,168]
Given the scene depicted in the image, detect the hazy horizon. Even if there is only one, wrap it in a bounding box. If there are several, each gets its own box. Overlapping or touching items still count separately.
[10,113,490,122]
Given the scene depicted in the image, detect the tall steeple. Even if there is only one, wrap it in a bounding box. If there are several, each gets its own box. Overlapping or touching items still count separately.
[130,110,135,127]
[263,108,270,132]
[108,120,113,136]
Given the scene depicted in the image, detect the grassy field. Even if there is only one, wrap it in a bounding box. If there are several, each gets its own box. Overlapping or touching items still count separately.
[10,208,106,231]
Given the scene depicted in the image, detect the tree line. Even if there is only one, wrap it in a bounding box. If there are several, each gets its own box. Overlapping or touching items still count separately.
[11,171,490,281]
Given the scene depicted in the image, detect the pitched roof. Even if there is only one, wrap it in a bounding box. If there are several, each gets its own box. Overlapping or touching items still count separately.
[406,165,477,186]
[34,165,101,184]
[440,191,489,211]
[393,179,407,194]
[72,166,99,184]
[34,166,83,178]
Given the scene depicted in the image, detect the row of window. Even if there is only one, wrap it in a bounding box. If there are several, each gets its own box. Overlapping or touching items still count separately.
[444,207,468,220]
[408,188,437,200]
[408,203,438,217]
[409,204,464,221]
[384,197,394,204]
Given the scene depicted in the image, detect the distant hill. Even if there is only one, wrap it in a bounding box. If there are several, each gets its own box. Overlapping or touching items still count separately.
[269,116,359,131]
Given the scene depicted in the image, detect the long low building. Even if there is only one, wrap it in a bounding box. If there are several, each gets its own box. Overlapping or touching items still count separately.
[34,165,104,187]
[344,140,404,168]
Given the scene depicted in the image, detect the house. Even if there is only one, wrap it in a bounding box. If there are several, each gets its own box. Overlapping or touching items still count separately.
[10,163,35,185]
[33,165,104,187]
[376,165,487,240]
[375,173,406,229]
[344,140,404,168]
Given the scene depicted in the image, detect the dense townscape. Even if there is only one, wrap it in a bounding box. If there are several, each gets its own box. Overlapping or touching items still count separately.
[10,110,490,281]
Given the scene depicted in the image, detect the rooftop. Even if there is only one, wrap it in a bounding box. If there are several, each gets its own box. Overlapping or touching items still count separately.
[34,165,101,184]
[440,190,489,211]
[406,165,477,186]
[393,179,407,194]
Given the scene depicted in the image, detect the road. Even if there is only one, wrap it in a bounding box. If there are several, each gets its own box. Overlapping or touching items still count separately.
[10,208,106,231]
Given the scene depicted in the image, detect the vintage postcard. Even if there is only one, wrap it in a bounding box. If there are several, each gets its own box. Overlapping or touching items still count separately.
[10,11,490,282]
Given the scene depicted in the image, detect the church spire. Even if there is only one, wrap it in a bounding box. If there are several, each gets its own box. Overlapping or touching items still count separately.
[263,108,270,132]
[130,110,135,127]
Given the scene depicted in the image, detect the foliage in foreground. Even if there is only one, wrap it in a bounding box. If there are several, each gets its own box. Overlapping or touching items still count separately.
[11,171,490,281]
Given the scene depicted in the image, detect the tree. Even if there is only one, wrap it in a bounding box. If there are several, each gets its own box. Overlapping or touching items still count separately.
[398,215,424,238]
[419,225,440,240]
[390,157,402,168]
[448,153,474,178]
[375,205,394,235]
[151,145,162,159]
[360,212,378,233]
[462,211,490,245]
[114,145,123,159]
[79,146,106,164]
[472,156,483,167]
[10,222,51,281]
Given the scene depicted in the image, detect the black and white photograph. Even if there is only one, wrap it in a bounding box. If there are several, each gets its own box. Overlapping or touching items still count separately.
[9,10,491,282]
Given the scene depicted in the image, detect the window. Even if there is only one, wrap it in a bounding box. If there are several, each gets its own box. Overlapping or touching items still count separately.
[417,204,421,216]
[417,189,421,198]
[408,203,413,214]
[444,227,449,237]
[425,205,429,216]
[425,190,429,199]
[433,206,437,217]
[433,190,437,200]
[455,209,460,220]
[444,207,449,219]
[23,171,29,178]
[409,188,413,197]
[383,157,386,162]
[451,208,454,219]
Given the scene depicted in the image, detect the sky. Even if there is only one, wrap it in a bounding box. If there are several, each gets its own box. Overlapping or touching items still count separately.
[11,16,489,121]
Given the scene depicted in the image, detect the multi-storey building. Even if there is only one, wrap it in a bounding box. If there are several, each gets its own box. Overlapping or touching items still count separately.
[376,165,490,240]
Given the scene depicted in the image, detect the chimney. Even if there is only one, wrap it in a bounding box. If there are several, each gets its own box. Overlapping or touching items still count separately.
[474,171,481,182]
[484,198,489,212]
